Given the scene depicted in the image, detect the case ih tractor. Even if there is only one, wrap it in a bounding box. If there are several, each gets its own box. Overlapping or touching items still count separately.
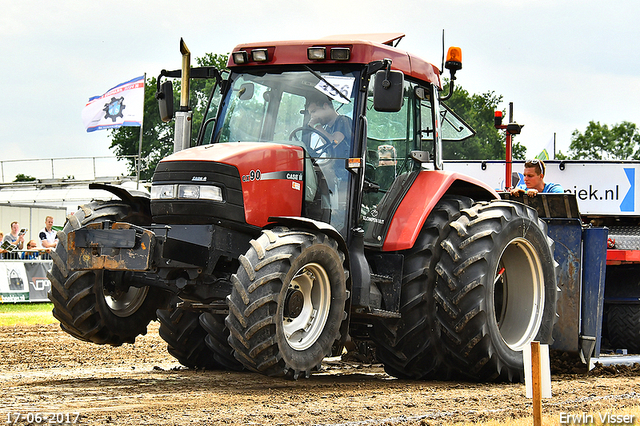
[49,34,562,381]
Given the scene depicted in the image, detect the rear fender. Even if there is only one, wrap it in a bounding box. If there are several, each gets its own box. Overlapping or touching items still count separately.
[382,171,498,251]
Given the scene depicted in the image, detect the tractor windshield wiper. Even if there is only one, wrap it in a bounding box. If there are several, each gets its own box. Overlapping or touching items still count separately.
[303,65,351,104]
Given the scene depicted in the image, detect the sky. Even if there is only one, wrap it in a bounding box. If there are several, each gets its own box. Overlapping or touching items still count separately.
[1,0,639,182]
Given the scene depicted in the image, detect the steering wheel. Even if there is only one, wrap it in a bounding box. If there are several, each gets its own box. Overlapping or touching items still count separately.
[289,126,335,158]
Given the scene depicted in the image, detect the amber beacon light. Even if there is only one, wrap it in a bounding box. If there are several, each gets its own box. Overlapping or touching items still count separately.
[445,46,462,72]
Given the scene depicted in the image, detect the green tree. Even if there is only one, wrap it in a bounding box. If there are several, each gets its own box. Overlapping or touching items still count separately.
[442,83,526,161]
[109,53,229,180]
[566,121,639,160]
[14,174,36,182]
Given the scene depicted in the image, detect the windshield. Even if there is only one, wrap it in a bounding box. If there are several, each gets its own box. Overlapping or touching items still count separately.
[208,68,359,235]
[211,69,358,153]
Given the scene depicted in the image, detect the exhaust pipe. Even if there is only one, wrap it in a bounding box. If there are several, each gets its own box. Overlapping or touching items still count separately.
[174,38,192,153]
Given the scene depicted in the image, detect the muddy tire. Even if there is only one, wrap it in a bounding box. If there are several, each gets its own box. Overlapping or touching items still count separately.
[199,312,244,371]
[434,200,558,382]
[48,201,169,346]
[372,196,473,379]
[226,227,348,379]
[607,305,640,353]
[157,299,220,369]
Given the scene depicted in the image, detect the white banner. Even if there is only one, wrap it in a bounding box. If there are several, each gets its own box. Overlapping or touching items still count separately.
[82,75,145,132]
[0,260,53,303]
[444,160,639,216]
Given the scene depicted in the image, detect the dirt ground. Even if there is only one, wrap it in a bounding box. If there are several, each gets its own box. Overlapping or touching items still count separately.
[2,322,640,426]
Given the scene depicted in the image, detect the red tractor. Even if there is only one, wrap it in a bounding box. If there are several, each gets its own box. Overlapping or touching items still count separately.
[49,34,558,381]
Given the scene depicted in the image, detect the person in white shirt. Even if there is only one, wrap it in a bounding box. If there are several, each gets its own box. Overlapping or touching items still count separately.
[39,216,58,249]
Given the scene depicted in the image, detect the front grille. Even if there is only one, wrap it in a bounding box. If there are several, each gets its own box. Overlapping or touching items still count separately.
[151,161,245,225]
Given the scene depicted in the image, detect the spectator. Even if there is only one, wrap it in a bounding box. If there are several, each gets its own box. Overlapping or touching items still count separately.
[22,240,39,260]
[510,159,564,197]
[4,221,25,250]
[39,216,58,250]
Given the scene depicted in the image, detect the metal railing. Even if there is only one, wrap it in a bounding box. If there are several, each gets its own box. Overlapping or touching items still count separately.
[0,155,139,183]
[1,250,52,260]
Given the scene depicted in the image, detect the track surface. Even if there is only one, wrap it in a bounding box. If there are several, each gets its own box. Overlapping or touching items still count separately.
[2,322,640,425]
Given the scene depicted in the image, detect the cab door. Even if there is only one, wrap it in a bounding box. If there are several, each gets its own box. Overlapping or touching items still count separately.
[361,78,422,247]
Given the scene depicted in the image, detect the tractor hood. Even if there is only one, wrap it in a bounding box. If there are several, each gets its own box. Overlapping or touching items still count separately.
[152,142,307,228]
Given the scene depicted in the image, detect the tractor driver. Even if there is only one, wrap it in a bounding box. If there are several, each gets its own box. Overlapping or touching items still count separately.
[305,93,352,159]
[304,92,353,233]
[510,159,564,197]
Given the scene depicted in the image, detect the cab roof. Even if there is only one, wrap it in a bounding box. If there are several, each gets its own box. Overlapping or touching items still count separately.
[228,33,442,88]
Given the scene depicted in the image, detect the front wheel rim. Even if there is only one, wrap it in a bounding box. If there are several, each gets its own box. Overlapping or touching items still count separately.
[283,263,331,351]
[493,238,545,351]
[104,283,149,318]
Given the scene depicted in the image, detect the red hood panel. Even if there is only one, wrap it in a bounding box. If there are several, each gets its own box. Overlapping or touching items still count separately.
[162,143,305,227]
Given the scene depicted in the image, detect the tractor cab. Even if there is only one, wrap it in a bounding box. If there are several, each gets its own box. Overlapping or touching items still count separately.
[192,35,475,243]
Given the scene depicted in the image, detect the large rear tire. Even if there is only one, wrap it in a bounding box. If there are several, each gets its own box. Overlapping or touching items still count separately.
[226,227,348,379]
[372,196,472,379]
[434,200,558,382]
[48,201,169,346]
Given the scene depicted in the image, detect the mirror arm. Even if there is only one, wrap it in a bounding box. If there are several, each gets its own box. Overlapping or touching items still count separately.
[359,59,392,92]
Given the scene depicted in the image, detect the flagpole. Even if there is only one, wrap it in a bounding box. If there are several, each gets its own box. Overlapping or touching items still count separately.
[137,73,146,189]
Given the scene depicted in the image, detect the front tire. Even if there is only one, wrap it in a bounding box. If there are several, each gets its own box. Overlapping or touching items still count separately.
[226,227,348,379]
[434,200,558,382]
[48,201,169,346]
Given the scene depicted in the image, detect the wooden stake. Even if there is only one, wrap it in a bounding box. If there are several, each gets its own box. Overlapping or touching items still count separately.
[531,341,542,426]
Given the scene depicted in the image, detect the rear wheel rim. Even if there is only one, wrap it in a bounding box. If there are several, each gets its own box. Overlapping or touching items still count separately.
[493,238,545,351]
[283,262,331,351]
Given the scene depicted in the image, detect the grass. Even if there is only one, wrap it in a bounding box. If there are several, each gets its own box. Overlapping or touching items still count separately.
[0,302,57,326]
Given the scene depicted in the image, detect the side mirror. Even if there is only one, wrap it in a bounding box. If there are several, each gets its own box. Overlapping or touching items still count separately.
[157,80,174,123]
[238,82,254,101]
[373,70,404,112]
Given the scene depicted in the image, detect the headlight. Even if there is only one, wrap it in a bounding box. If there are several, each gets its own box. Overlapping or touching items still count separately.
[151,184,175,199]
[198,185,223,201]
[178,185,200,199]
[151,184,223,202]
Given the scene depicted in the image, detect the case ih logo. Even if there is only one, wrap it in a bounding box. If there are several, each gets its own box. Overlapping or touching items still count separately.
[103,96,126,122]
[192,176,207,182]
